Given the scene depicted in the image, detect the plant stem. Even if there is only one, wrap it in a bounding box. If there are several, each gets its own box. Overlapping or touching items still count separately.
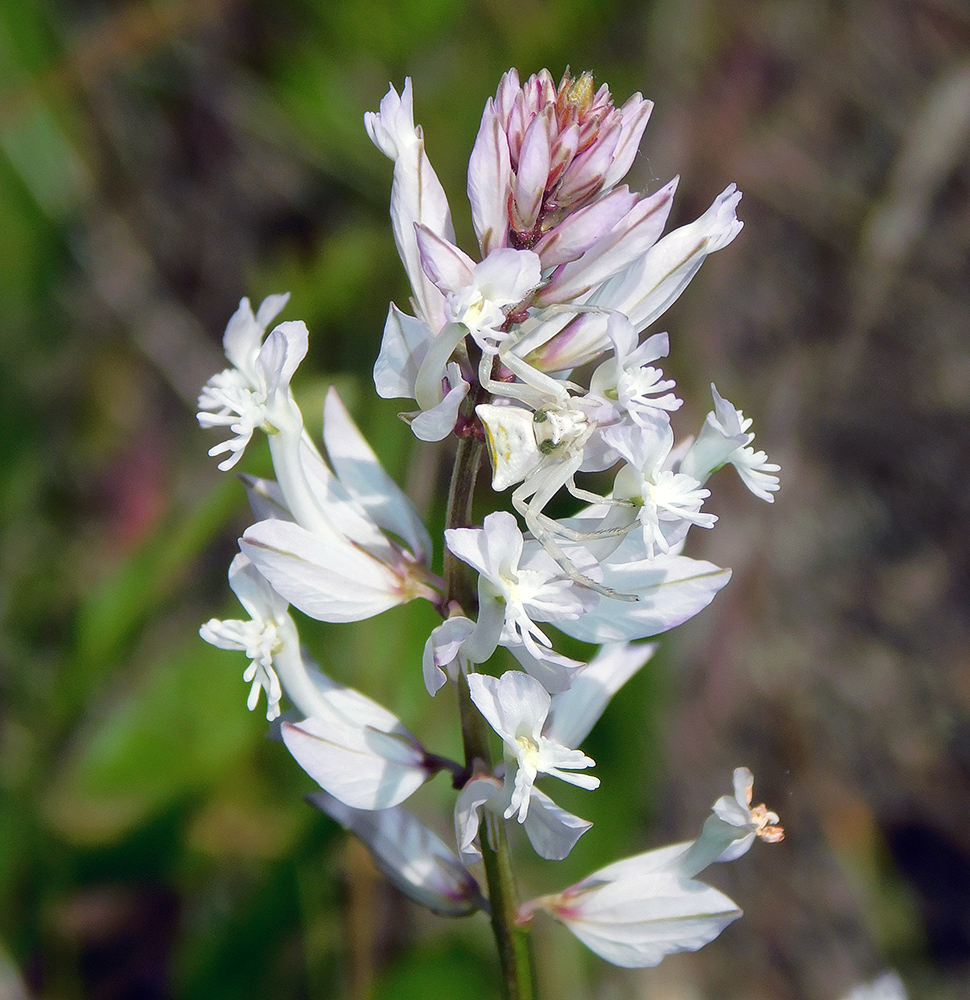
[444,433,537,1000]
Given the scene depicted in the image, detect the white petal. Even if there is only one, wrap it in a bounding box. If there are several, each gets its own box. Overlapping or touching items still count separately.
[241,519,410,623]
[473,247,542,306]
[445,510,523,581]
[533,185,743,371]
[522,788,592,860]
[224,293,288,375]
[256,321,308,400]
[373,304,433,399]
[468,105,512,256]
[309,792,483,916]
[443,525,494,580]
[555,552,731,643]
[323,388,432,563]
[553,873,741,968]
[225,551,289,623]
[586,841,694,884]
[546,642,657,746]
[292,439,395,561]
[240,474,291,522]
[468,671,550,745]
[620,183,744,331]
[365,79,454,329]
[422,616,474,695]
[679,391,749,484]
[454,774,503,864]
[254,292,291,329]
[506,641,583,695]
[458,593,507,665]
[415,224,476,295]
[304,667,410,733]
[282,717,429,810]
[601,95,653,191]
[410,374,469,442]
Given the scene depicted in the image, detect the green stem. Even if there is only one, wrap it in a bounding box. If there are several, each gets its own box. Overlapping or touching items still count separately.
[444,434,537,1000]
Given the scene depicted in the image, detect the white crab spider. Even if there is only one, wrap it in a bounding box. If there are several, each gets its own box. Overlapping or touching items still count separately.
[477,400,638,601]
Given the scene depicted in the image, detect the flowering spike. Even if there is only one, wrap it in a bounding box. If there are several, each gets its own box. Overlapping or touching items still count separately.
[200,66,781,988]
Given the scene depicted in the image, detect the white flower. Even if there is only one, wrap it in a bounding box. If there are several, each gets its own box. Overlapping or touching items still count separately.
[200,300,440,626]
[197,295,306,470]
[455,773,592,863]
[221,292,292,379]
[239,388,438,623]
[200,553,439,728]
[446,511,596,663]
[607,420,717,557]
[679,384,780,502]
[585,767,783,883]
[468,671,599,823]
[553,540,731,644]
[520,767,783,968]
[454,643,654,862]
[709,765,785,861]
[415,226,542,355]
[309,792,485,917]
[200,553,293,720]
[529,870,741,968]
[589,316,681,424]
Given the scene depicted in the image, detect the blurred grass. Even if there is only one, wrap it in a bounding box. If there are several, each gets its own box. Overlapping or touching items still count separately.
[2,1,969,999]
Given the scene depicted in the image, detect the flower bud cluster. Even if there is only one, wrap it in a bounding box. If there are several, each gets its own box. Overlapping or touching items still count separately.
[198,68,782,971]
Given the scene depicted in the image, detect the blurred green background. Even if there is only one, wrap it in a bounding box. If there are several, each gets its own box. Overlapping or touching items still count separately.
[2,1,970,998]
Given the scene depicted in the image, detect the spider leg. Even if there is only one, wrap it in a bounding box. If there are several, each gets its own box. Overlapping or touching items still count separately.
[501,346,586,396]
[533,302,617,319]
[530,507,635,542]
[565,482,636,508]
[524,505,638,602]
[478,352,554,411]
[512,462,637,602]
[479,342,578,409]
[520,464,636,541]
